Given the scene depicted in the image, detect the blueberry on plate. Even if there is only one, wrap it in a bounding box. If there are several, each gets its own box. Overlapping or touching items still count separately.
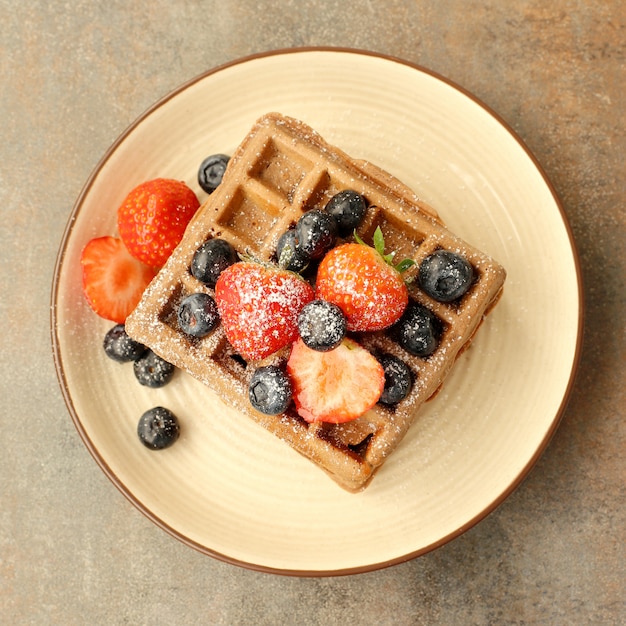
[190,238,237,288]
[276,229,310,273]
[294,209,337,260]
[248,366,292,415]
[419,250,474,302]
[378,354,413,405]
[197,153,230,194]
[393,302,441,357]
[103,324,147,362]
[177,292,219,338]
[297,299,346,352]
[133,350,175,388]
[324,190,367,236]
[137,406,180,450]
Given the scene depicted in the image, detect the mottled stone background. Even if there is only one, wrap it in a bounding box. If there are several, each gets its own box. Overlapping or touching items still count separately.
[1,1,624,624]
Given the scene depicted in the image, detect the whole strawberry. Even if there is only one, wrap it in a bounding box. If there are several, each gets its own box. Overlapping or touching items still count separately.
[117,178,200,268]
[315,227,411,332]
[215,261,315,361]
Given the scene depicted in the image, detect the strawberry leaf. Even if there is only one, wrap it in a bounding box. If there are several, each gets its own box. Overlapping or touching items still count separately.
[277,244,293,270]
[354,225,413,271]
[368,226,393,263]
[395,258,416,273]
[353,230,366,246]
[373,226,386,256]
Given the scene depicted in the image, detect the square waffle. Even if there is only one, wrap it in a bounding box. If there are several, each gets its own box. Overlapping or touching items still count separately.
[125,113,506,492]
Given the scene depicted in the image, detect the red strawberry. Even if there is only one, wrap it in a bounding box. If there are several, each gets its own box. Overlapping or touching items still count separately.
[215,261,315,361]
[315,227,410,332]
[80,236,157,323]
[117,178,200,268]
[286,337,385,424]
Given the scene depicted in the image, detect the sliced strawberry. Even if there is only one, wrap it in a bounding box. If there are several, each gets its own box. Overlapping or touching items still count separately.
[286,337,385,424]
[215,261,315,361]
[80,236,156,323]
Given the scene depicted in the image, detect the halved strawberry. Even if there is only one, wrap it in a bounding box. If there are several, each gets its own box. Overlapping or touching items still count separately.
[117,178,200,268]
[215,261,315,361]
[286,337,385,424]
[80,236,157,323]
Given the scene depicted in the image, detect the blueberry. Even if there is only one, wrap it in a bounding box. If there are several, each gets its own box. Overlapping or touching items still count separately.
[324,190,367,236]
[298,299,346,352]
[248,366,292,415]
[177,293,219,338]
[197,153,230,194]
[393,302,441,357]
[294,210,337,260]
[419,250,474,302]
[133,350,175,388]
[276,229,309,272]
[137,406,180,450]
[378,354,413,405]
[191,238,237,288]
[103,324,147,363]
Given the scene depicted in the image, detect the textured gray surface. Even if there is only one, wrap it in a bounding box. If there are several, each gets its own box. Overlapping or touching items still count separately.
[2,1,624,624]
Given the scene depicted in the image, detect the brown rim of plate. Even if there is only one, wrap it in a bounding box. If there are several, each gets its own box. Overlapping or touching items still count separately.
[49,46,585,577]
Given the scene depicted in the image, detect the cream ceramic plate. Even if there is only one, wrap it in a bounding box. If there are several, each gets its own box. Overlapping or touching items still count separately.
[51,48,582,575]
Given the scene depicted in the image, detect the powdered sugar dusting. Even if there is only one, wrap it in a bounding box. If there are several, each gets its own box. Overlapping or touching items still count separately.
[124,113,506,492]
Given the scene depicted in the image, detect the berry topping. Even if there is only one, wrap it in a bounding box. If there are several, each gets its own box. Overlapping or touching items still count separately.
[80,236,157,324]
[215,261,315,361]
[190,238,237,288]
[294,209,337,260]
[117,178,200,268]
[418,250,474,302]
[197,153,230,194]
[133,350,175,388]
[315,227,410,332]
[177,293,220,338]
[324,190,367,236]
[103,324,147,362]
[286,337,385,424]
[297,299,346,352]
[248,366,292,415]
[137,406,180,450]
[377,354,413,405]
[393,302,441,357]
[276,229,309,273]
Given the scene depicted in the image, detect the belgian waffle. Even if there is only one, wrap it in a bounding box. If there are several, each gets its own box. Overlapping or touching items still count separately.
[125,113,506,492]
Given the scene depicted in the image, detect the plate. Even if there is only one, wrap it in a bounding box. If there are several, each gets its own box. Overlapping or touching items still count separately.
[51,48,582,575]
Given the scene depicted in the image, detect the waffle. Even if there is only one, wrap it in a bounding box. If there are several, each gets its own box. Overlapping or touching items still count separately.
[125,113,506,492]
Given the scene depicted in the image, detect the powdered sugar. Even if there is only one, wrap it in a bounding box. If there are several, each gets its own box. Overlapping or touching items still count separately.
[124,113,506,492]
